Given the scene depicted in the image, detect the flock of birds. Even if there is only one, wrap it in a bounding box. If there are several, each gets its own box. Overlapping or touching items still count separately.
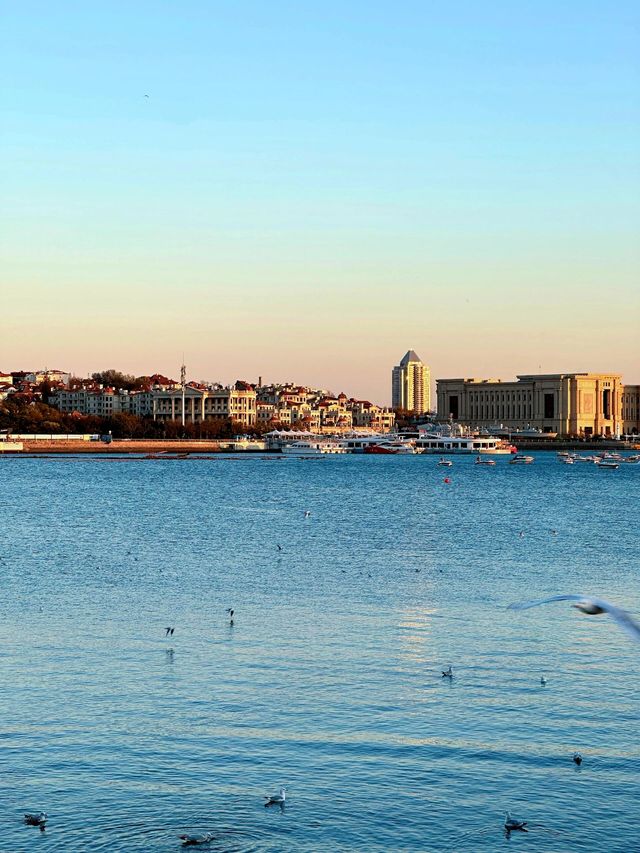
[19,505,640,847]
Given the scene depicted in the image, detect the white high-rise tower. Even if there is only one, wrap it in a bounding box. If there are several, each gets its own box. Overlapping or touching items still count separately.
[392,350,431,413]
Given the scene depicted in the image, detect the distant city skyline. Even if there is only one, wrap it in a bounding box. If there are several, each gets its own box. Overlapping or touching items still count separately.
[2,2,639,402]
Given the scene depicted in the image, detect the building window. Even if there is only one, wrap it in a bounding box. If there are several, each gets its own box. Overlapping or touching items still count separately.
[544,393,554,419]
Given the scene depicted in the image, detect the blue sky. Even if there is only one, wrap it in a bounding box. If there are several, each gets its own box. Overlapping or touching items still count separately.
[2,1,639,401]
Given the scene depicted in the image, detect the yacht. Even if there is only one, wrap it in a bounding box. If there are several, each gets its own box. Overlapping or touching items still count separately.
[509,454,534,464]
[364,440,416,455]
[281,440,348,456]
[475,455,496,465]
[437,457,453,467]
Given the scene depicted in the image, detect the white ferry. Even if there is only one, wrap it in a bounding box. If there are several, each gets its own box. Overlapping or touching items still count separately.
[339,434,399,453]
[415,434,515,455]
[281,440,348,456]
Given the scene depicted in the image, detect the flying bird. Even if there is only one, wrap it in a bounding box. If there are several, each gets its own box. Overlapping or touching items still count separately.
[504,812,527,832]
[264,787,286,806]
[508,595,640,643]
[303,510,311,518]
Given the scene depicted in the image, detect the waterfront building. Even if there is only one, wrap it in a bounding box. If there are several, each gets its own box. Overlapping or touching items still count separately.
[349,399,396,431]
[622,385,640,435]
[392,350,431,413]
[436,373,624,437]
[151,381,257,427]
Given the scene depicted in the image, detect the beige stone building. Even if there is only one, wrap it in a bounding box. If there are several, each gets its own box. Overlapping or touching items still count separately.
[392,350,431,413]
[152,382,257,427]
[622,385,640,435]
[436,373,626,437]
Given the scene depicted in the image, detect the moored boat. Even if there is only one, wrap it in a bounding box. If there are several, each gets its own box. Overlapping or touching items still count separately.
[364,440,415,455]
[415,434,514,455]
[509,455,534,465]
[475,455,496,465]
[281,440,348,455]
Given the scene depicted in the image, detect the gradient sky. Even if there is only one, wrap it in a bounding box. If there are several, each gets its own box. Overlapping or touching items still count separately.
[2,1,639,403]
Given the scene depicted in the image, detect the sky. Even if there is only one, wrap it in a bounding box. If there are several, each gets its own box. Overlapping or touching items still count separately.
[2,1,639,404]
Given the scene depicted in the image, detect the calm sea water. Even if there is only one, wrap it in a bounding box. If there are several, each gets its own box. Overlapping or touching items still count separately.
[0,452,639,852]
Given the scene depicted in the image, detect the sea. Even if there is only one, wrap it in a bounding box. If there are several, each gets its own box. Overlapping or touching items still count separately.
[0,452,638,852]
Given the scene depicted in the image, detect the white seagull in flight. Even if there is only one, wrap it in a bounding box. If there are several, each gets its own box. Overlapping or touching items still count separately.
[508,595,640,643]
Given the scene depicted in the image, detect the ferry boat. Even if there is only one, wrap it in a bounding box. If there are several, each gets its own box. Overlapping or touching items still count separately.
[339,434,407,453]
[281,440,348,456]
[415,434,515,455]
[509,454,534,465]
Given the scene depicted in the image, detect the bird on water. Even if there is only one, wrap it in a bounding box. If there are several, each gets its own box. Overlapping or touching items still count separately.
[165,627,174,636]
[504,812,527,832]
[540,675,547,685]
[508,595,640,643]
[573,752,583,766]
[179,832,215,846]
[24,812,47,830]
[442,666,453,678]
[226,608,235,625]
[264,787,286,806]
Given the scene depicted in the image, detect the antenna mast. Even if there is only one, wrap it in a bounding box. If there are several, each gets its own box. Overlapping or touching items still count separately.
[180,361,186,427]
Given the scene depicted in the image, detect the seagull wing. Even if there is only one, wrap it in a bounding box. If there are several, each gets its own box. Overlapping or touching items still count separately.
[509,594,640,643]
[507,594,585,611]
[590,598,640,642]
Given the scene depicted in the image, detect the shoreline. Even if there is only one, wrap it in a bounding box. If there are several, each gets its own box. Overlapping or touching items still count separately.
[0,437,637,457]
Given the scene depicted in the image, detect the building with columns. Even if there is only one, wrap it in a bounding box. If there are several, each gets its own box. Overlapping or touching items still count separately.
[436,373,626,437]
[392,350,431,413]
[151,381,257,427]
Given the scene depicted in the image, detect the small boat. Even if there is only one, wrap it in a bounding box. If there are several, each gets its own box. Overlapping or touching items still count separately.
[595,459,619,469]
[574,455,596,463]
[560,456,575,464]
[509,455,534,465]
[621,455,639,464]
[475,455,496,466]
[437,457,453,467]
